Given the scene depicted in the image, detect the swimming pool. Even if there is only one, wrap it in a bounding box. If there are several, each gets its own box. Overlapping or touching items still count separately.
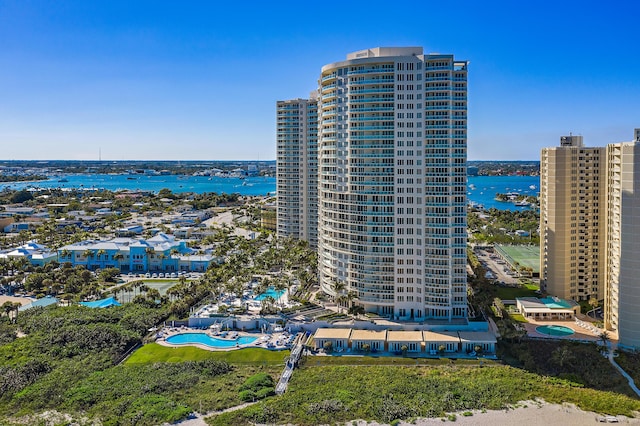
[166,333,258,348]
[536,325,575,337]
[254,286,285,301]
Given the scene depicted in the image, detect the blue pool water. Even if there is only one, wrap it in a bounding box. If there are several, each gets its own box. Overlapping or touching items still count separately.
[536,325,575,337]
[166,333,257,348]
[254,287,285,301]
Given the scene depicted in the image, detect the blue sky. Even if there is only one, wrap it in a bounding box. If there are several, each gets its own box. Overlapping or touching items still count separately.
[0,0,638,160]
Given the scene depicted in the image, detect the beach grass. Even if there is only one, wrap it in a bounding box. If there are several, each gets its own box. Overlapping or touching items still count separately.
[207,364,640,426]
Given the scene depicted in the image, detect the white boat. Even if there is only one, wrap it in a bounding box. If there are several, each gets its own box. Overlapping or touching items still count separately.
[529,185,537,190]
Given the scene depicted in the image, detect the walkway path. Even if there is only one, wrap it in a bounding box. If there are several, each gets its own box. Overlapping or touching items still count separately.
[606,345,640,397]
[276,332,305,394]
[166,401,259,426]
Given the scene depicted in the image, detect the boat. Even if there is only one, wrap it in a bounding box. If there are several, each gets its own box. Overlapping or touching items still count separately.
[515,200,529,207]
[529,185,537,190]
[58,178,69,183]
[127,177,137,180]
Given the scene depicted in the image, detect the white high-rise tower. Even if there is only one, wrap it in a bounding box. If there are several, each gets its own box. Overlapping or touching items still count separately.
[317,47,468,321]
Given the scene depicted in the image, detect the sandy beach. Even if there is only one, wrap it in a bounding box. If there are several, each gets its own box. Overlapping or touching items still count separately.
[352,401,640,426]
[164,400,640,426]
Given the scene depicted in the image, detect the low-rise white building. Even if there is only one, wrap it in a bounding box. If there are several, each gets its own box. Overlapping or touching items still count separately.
[0,242,57,266]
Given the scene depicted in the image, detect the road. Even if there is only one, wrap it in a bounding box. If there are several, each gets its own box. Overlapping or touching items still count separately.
[474,248,520,285]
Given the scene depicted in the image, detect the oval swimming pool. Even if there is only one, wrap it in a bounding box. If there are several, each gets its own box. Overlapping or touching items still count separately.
[166,333,258,348]
[536,325,575,337]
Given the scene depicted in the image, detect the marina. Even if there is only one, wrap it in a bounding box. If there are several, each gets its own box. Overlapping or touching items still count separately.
[1,173,540,210]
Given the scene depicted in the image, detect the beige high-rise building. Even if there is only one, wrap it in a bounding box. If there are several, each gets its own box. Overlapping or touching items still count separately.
[276,96,318,248]
[541,129,640,349]
[540,135,606,301]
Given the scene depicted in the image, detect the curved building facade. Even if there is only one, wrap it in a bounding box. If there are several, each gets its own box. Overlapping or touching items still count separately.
[317,47,468,322]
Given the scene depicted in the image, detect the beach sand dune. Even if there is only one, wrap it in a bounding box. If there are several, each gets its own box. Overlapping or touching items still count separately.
[350,401,640,426]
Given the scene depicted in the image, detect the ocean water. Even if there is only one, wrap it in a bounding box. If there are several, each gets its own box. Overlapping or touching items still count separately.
[2,173,540,211]
[1,174,277,196]
[468,175,540,211]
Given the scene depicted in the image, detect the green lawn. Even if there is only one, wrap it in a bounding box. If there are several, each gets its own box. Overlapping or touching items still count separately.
[305,356,499,367]
[125,343,290,365]
[496,283,539,300]
[509,313,528,323]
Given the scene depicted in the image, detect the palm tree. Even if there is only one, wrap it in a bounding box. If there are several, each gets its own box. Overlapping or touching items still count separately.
[336,294,349,313]
[145,247,155,272]
[2,301,14,318]
[82,249,94,269]
[400,344,409,357]
[274,279,288,308]
[59,249,72,263]
[331,279,346,301]
[599,331,610,353]
[156,253,166,273]
[348,305,365,319]
[113,252,125,269]
[96,249,107,269]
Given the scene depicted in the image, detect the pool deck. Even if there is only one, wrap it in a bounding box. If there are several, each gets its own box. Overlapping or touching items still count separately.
[192,290,292,318]
[522,318,600,342]
[155,327,294,351]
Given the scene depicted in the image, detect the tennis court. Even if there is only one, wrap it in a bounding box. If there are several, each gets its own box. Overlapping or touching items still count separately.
[117,280,178,302]
[494,245,539,274]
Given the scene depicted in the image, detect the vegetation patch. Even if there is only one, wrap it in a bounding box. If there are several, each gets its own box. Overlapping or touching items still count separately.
[498,340,633,395]
[207,365,640,426]
[238,372,275,401]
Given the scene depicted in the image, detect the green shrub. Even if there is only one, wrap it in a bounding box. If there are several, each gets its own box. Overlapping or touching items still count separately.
[239,389,257,402]
[238,372,274,403]
[255,387,275,399]
[239,372,274,392]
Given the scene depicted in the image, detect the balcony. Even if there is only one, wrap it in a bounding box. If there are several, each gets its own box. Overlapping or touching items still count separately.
[347,67,394,76]
[322,73,337,82]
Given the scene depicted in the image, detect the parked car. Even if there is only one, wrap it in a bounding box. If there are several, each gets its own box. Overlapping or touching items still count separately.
[145,273,151,278]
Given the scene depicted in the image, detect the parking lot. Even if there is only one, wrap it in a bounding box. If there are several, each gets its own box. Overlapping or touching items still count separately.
[474,248,520,285]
